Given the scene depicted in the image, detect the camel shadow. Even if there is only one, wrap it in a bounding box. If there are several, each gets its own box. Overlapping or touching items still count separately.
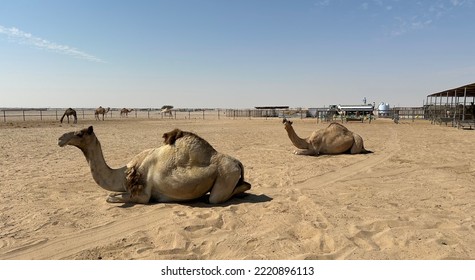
[181,193,273,208]
[118,193,272,208]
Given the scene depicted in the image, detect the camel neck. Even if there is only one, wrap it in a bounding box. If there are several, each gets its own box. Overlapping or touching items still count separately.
[285,125,309,149]
[82,138,126,192]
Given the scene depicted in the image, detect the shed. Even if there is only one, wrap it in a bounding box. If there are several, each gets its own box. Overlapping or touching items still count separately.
[426,83,475,122]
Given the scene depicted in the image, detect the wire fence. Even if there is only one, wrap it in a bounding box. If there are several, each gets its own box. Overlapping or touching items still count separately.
[0,108,289,123]
[0,107,428,123]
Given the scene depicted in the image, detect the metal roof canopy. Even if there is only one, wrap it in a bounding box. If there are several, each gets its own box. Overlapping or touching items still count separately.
[337,105,374,111]
[426,82,475,122]
[427,83,475,98]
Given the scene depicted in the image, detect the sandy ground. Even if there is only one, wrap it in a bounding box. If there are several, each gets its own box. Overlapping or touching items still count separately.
[0,117,474,260]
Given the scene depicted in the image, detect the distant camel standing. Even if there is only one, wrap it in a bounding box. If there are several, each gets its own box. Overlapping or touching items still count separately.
[120,108,134,117]
[95,106,110,121]
[160,105,174,118]
[60,108,77,124]
[161,108,173,118]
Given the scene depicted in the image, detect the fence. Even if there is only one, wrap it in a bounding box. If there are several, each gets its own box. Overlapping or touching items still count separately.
[0,108,287,122]
[0,107,428,123]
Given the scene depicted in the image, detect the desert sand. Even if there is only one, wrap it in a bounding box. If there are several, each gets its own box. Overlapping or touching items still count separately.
[0,116,474,260]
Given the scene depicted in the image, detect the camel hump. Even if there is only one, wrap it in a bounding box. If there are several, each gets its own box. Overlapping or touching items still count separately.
[327,122,349,131]
[162,128,186,145]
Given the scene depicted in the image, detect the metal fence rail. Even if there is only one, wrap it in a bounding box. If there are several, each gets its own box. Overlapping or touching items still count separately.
[1,107,430,123]
[0,108,296,122]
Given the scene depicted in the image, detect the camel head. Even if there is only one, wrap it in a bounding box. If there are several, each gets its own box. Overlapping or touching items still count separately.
[282,118,293,130]
[58,126,95,149]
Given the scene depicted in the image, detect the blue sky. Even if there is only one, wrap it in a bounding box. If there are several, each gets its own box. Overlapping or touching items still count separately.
[1,0,474,109]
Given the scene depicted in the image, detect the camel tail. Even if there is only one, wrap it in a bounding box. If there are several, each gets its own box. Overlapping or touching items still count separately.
[352,134,372,154]
[361,148,373,154]
[237,161,251,189]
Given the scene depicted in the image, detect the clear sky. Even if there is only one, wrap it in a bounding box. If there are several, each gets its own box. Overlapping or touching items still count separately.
[1,0,474,109]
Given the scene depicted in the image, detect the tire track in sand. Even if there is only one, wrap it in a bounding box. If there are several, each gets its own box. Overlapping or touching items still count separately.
[0,209,164,259]
[295,126,400,191]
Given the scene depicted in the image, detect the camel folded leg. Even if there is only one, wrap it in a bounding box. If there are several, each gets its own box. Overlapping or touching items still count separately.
[293,148,317,156]
[208,163,251,204]
[209,179,251,204]
[106,191,151,204]
[350,134,365,154]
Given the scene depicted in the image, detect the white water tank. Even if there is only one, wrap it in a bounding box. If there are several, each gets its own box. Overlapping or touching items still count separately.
[378,102,390,116]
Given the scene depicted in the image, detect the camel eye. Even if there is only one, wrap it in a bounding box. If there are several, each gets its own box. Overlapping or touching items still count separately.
[75,131,84,137]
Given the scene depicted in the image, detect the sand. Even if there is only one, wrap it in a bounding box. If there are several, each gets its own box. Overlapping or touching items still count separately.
[0,117,474,260]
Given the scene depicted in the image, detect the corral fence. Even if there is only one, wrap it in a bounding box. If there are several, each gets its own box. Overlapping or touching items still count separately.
[311,107,426,123]
[0,107,427,123]
[0,108,292,122]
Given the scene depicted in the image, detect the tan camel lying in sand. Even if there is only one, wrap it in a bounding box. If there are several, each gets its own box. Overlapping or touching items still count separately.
[60,108,77,124]
[58,127,251,204]
[283,118,371,156]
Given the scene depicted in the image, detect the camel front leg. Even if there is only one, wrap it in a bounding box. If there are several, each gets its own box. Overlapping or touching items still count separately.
[293,148,317,156]
[106,190,151,204]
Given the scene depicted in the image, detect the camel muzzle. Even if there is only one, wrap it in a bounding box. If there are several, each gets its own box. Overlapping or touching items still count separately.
[58,132,74,147]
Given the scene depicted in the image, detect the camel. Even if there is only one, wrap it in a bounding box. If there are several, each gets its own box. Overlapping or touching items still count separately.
[95,106,110,121]
[160,108,173,118]
[57,126,251,204]
[60,108,77,124]
[282,118,372,156]
[120,108,133,117]
[160,105,174,118]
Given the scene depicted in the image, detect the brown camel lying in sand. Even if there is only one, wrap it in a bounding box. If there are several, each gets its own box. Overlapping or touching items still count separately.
[283,118,372,156]
[58,127,251,204]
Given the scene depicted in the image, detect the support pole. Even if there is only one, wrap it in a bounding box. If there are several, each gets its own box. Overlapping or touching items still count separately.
[462,87,467,121]
[453,90,457,124]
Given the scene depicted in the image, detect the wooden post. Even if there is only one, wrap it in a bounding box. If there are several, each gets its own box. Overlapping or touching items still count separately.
[23,110,25,121]
[429,95,433,121]
[3,111,5,122]
[439,94,443,119]
[40,110,43,121]
[203,110,205,120]
[462,87,467,121]
[453,90,457,124]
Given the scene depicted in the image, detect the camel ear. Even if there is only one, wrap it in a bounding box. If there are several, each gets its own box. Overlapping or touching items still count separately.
[87,126,94,134]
